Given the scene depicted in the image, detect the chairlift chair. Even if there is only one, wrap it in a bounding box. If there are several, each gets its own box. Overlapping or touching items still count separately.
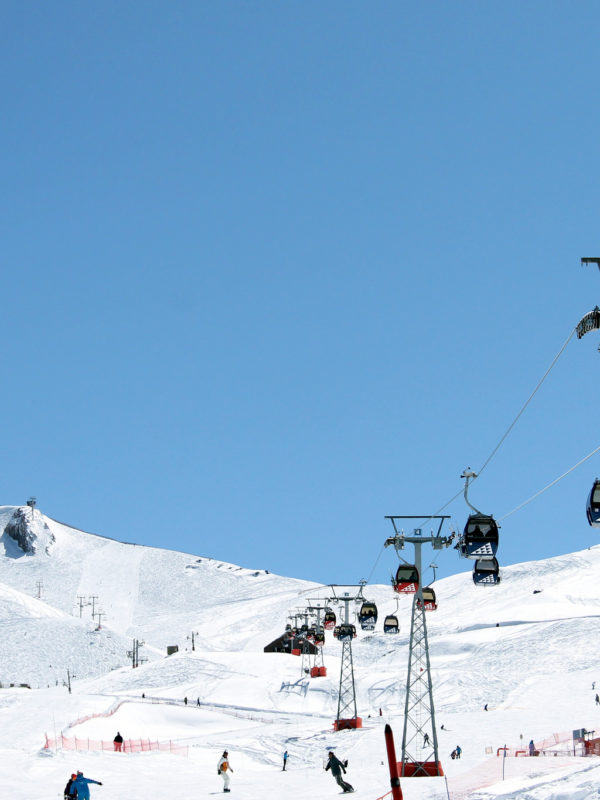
[587,479,600,527]
[472,557,501,586]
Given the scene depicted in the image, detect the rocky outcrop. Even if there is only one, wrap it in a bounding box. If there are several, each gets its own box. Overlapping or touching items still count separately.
[3,507,55,555]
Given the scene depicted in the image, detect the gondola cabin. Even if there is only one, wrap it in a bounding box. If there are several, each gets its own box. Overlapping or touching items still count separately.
[306,626,316,641]
[462,514,499,559]
[393,564,419,594]
[587,479,600,528]
[338,623,357,641]
[324,610,336,630]
[358,601,378,630]
[419,586,437,611]
[333,625,340,639]
[472,557,501,586]
[383,614,399,634]
[314,632,325,646]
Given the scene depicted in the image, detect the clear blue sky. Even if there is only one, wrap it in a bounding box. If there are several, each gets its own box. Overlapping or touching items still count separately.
[2,2,599,589]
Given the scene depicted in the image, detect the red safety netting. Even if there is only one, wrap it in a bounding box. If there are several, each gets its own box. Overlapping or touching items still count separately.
[44,733,188,757]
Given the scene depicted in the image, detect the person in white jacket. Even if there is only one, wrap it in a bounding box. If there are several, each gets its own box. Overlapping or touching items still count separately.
[217,750,234,792]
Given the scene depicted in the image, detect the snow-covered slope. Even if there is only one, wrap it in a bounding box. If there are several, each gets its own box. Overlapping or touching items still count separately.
[2,504,600,800]
[0,505,315,685]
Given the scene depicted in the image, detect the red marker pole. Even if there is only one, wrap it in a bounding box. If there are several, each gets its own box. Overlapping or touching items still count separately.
[384,723,403,800]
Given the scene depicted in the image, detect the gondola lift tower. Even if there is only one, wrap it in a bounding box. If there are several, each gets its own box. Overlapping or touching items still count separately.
[328,585,363,731]
[384,516,452,777]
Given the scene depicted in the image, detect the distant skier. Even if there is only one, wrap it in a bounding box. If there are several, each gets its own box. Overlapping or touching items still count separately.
[184,696,188,705]
[325,751,354,793]
[72,772,102,800]
[218,750,234,792]
[64,773,78,800]
[423,733,430,746]
[450,749,457,760]
[596,693,599,706]
[283,750,288,770]
[113,731,123,752]
[484,704,488,711]
[455,745,462,759]
[529,739,535,756]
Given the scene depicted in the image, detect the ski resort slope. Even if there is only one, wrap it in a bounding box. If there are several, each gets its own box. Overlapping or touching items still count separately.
[0,506,600,799]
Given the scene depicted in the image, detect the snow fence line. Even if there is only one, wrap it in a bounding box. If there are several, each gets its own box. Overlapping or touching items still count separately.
[496,730,587,758]
[43,734,189,757]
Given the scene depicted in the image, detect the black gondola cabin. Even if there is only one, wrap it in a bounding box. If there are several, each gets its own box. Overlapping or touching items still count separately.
[383,614,399,634]
[358,601,378,630]
[472,557,501,586]
[587,479,600,528]
[462,514,499,559]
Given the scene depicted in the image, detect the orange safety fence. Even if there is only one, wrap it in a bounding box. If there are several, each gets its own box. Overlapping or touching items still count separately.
[496,731,577,757]
[43,734,188,757]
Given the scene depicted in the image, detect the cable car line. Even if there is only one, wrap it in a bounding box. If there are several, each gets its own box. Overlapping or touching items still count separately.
[498,443,600,522]
[363,542,386,586]
[476,326,576,480]
[410,326,577,539]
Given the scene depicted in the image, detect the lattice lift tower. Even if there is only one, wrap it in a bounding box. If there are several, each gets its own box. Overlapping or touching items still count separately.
[329,585,363,731]
[306,602,328,677]
[384,516,451,777]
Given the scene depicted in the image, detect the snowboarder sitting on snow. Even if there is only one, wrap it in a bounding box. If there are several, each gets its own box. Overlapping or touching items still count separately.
[64,773,78,800]
[72,771,102,800]
[218,750,234,792]
[325,751,354,793]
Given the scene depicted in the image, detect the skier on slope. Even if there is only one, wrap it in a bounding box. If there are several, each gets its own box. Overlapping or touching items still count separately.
[325,751,354,793]
[72,772,102,800]
[218,750,234,792]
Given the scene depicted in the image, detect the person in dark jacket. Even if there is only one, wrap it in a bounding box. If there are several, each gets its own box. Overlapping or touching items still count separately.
[64,773,78,800]
[283,750,288,770]
[325,752,353,793]
[113,732,123,752]
[72,772,102,800]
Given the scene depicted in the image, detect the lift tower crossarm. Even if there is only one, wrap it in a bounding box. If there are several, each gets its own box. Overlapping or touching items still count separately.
[384,516,452,552]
